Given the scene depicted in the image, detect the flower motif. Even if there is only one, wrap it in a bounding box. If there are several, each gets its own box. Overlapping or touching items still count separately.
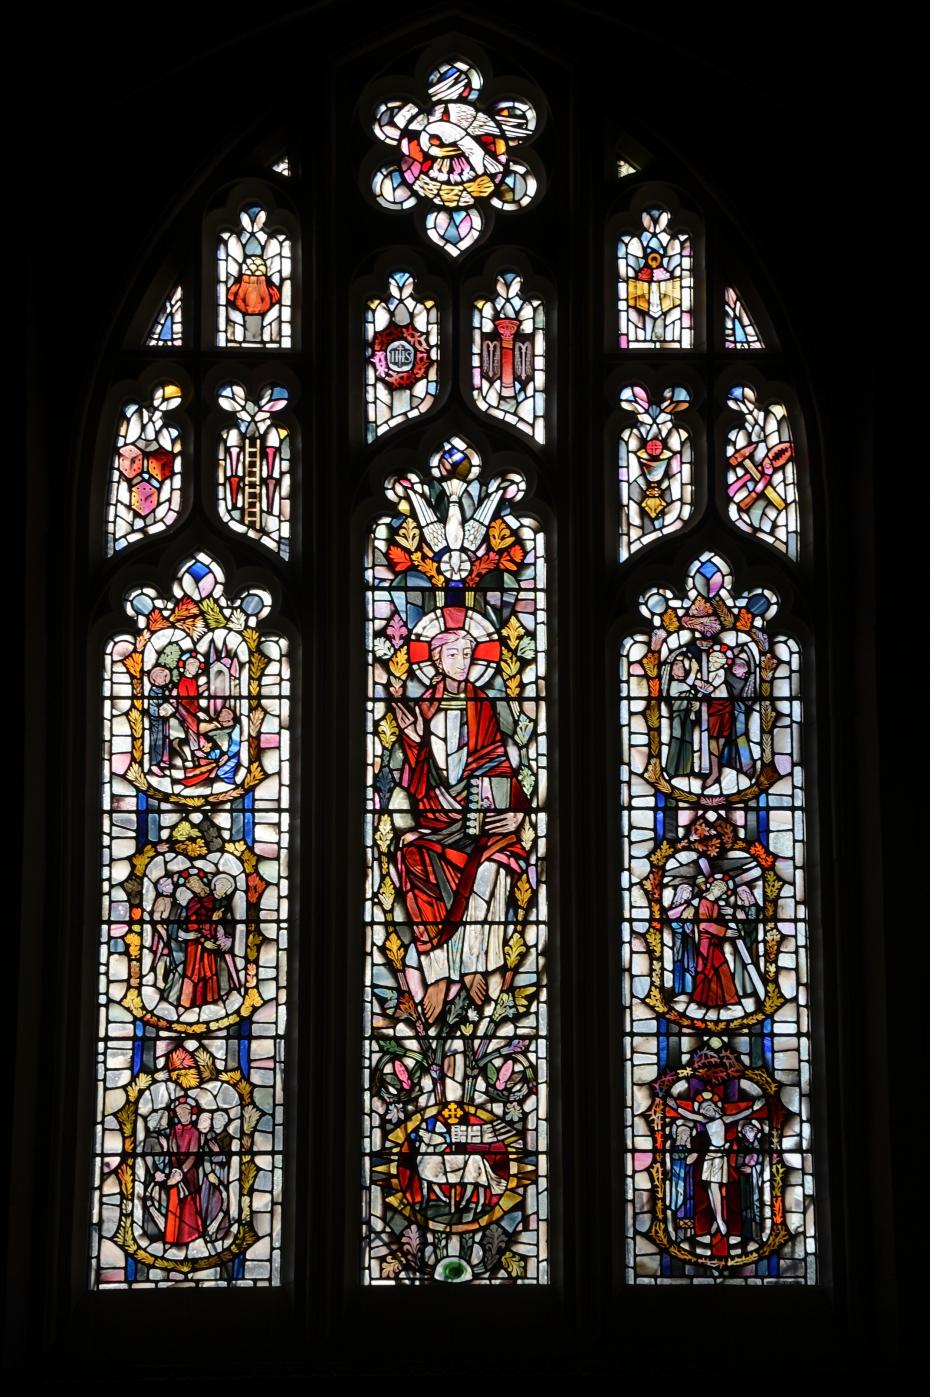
[504,1101,523,1123]
[370,57,538,257]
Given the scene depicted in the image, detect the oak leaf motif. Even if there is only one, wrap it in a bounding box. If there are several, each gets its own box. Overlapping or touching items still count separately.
[416,554,445,587]
[513,874,533,911]
[489,518,515,550]
[384,932,407,971]
[388,545,413,572]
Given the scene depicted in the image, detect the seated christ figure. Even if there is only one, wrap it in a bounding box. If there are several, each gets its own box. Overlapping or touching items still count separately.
[393,623,529,1024]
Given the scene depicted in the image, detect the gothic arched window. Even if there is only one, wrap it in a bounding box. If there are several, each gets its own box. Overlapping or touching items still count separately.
[16,0,895,1378]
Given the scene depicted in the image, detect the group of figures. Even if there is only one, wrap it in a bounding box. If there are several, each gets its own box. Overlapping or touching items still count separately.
[365,440,546,1283]
[140,1090,234,1249]
[95,557,286,1285]
[661,636,757,792]
[144,638,244,793]
[653,1043,785,1264]
[149,867,239,1010]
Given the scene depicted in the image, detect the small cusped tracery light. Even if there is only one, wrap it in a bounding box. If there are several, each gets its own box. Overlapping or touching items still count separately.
[617,383,692,559]
[472,270,546,443]
[216,382,291,556]
[617,205,693,349]
[217,204,292,348]
[365,270,440,442]
[106,381,184,555]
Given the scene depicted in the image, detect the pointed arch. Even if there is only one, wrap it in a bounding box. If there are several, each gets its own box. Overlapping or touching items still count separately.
[15,0,894,1377]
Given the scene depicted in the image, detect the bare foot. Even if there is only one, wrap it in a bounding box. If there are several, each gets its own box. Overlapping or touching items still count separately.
[464,972,488,1006]
[422,980,448,1023]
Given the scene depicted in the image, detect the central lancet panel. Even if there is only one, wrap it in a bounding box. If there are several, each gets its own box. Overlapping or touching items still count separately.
[363,436,548,1284]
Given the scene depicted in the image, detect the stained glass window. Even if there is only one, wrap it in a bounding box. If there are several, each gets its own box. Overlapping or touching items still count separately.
[364,437,548,1283]
[217,203,292,348]
[472,270,545,443]
[93,554,289,1287]
[619,554,815,1281]
[216,382,291,555]
[106,381,185,554]
[49,8,846,1342]
[617,205,693,349]
[147,285,183,346]
[365,271,439,441]
[618,383,692,559]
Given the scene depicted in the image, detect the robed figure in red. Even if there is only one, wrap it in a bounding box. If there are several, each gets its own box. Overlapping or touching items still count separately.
[392,621,528,1024]
[693,877,740,1011]
[178,872,221,1009]
[162,1097,205,1245]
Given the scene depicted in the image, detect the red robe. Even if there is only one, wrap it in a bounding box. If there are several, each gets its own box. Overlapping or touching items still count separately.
[179,892,220,1008]
[693,895,739,1009]
[177,675,210,755]
[707,696,733,739]
[163,1120,204,1245]
[396,680,528,960]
